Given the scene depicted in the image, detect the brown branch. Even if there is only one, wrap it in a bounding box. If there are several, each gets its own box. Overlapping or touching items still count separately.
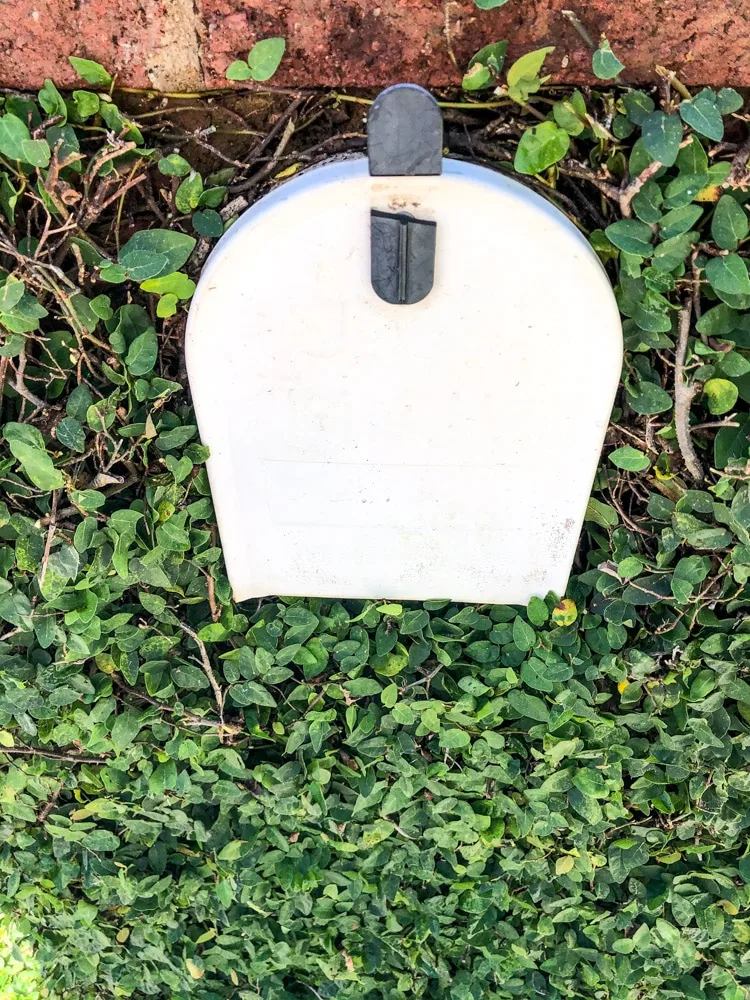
[7,350,48,410]
[725,135,750,190]
[38,489,59,590]
[443,1,459,70]
[229,118,298,196]
[110,674,241,734]
[674,302,705,482]
[176,621,225,734]
[620,160,664,218]
[36,780,64,823]
[559,162,620,201]
[691,418,740,432]
[598,563,676,601]
[655,65,692,101]
[95,172,147,214]
[561,9,595,49]
[2,747,110,764]
[202,569,220,623]
[0,356,8,417]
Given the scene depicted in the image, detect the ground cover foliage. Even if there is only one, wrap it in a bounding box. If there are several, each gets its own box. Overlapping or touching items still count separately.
[1,44,750,1000]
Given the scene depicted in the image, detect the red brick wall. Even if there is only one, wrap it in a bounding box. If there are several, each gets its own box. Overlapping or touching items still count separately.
[2,0,750,92]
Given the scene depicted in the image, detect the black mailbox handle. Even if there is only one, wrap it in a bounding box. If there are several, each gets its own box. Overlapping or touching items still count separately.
[368,84,441,305]
[367,84,443,177]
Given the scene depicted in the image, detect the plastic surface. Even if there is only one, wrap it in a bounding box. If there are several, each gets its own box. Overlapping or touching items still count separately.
[186,156,622,604]
[370,209,436,304]
[367,84,443,176]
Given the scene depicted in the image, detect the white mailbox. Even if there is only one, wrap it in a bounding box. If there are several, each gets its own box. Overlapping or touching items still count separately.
[186,85,622,605]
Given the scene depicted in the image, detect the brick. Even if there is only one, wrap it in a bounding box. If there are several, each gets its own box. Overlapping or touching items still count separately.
[1,0,750,92]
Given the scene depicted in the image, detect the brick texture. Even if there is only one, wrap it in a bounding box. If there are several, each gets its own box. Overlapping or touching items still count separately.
[2,0,750,92]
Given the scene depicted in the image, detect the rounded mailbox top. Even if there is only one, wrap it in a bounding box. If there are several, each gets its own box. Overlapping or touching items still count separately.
[186,155,622,604]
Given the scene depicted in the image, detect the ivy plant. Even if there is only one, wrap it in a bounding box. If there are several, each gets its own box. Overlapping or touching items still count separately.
[1,43,750,1000]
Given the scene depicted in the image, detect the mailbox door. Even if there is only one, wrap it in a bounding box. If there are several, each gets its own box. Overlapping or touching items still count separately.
[186,156,622,603]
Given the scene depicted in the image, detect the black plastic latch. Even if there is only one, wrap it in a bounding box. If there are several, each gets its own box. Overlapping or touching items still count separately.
[371,210,436,305]
[367,84,443,177]
[368,84,441,306]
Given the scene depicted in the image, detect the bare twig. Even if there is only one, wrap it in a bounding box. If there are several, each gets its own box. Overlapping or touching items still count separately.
[598,563,675,601]
[8,349,48,410]
[620,160,664,218]
[655,65,692,101]
[36,780,64,823]
[248,95,306,165]
[203,569,221,623]
[674,302,705,481]
[443,1,459,71]
[38,490,59,590]
[725,135,750,190]
[561,9,595,49]
[559,162,620,201]
[2,747,110,764]
[176,621,226,733]
[229,118,298,195]
[400,663,444,693]
[691,418,740,432]
[111,675,242,734]
[0,356,8,418]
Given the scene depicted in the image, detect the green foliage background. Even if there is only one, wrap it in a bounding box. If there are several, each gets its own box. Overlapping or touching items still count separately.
[1,53,750,1000]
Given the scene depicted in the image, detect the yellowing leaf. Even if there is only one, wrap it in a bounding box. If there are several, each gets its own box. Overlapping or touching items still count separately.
[185,958,204,980]
[274,162,302,180]
[551,599,577,626]
[556,855,575,874]
[361,820,394,847]
[70,807,95,820]
[116,928,130,943]
[0,729,14,748]
[617,680,630,694]
[695,185,721,203]
[718,899,739,915]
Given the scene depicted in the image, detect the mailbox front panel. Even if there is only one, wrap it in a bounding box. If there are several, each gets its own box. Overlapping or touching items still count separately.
[186,157,622,604]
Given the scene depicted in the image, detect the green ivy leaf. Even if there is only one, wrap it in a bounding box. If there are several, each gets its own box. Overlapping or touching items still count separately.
[506,46,554,104]
[641,111,683,167]
[705,254,750,298]
[124,327,158,376]
[38,78,67,121]
[119,230,196,280]
[226,60,253,82]
[507,689,549,722]
[592,37,624,80]
[247,38,286,82]
[0,113,51,167]
[716,87,744,114]
[679,91,724,142]
[514,121,570,175]
[158,153,192,177]
[229,681,277,708]
[439,728,471,749]
[68,56,112,87]
[625,379,673,415]
[175,171,204,214]
[711,195,749,251]
[605,219,654,257]
[552,91,587,136]
[609,446,651,472]
[702,378,739,415]
[3,423,63,490]
[192,209,224,238]
[608,839,650,883]
[140,272,195,300]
